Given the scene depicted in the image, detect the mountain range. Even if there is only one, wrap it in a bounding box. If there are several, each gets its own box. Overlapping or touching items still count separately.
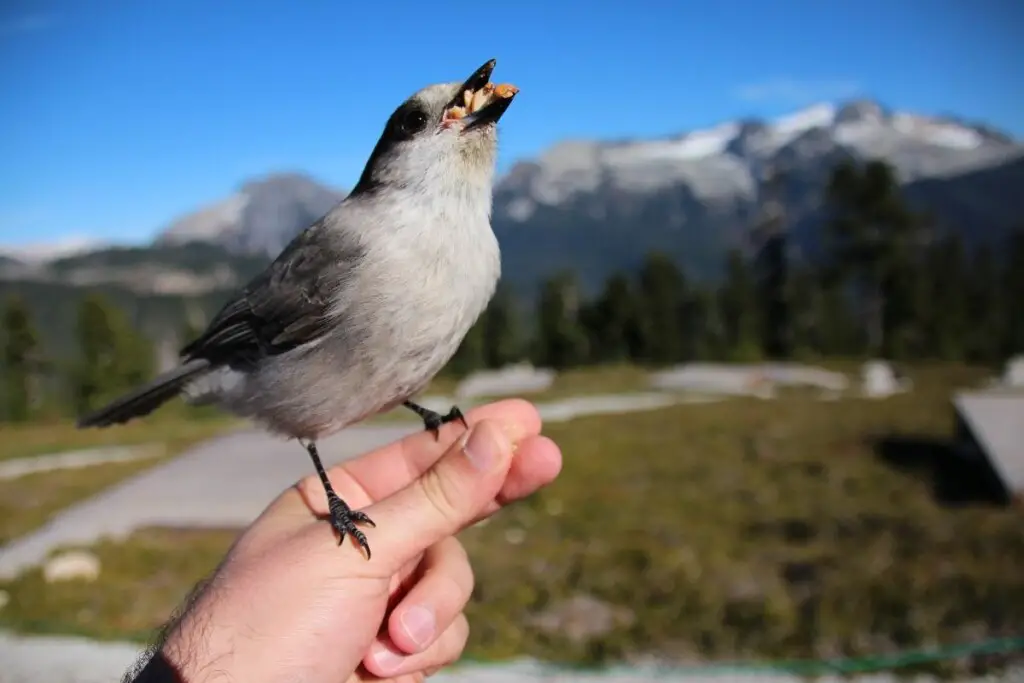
[2,98,1022,356]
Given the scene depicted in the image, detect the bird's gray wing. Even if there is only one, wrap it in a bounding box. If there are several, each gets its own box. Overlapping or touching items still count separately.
[181,218,364,368]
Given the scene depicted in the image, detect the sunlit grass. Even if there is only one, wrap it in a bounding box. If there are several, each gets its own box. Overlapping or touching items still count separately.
[0,407,241,462]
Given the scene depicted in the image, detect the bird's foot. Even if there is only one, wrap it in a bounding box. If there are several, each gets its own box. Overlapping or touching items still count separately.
[403,401,468,439]
[327,492,375,559]
[423,405,467,437]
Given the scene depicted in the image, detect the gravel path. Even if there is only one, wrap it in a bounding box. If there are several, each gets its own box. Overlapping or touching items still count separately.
[0,423,412,580]
[0,445,166,481]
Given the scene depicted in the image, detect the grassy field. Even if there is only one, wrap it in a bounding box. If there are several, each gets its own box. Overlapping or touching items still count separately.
[0,363,1020,677]
[0,409,240,462]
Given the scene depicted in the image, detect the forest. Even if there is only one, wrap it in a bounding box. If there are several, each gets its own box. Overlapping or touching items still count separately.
[2,157,1023,422]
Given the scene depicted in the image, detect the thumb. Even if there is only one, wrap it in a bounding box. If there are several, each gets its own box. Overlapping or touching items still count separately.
[362,419,513,572]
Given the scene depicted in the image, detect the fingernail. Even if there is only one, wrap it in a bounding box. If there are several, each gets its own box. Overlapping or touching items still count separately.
[401,605,436,649]
[370,641,404,674]
[463,422,507,472]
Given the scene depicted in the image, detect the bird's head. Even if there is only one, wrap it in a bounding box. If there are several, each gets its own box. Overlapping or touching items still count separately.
[351,59,518,198]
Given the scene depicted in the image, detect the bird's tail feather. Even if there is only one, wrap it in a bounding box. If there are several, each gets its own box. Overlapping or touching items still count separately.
[77,358,213,428]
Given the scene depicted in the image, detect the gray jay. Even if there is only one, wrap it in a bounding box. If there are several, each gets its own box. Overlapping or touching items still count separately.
[76,59,519,560]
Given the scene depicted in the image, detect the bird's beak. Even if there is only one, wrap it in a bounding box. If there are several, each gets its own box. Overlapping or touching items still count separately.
[442,59,519,132]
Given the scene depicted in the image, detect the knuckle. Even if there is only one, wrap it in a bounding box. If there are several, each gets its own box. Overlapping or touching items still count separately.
[418,466,466,526]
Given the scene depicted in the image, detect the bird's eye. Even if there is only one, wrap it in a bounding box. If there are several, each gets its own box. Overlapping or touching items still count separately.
[398,107,428,136]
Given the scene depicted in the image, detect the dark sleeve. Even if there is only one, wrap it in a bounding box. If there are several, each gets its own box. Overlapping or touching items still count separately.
[123,651,185,683]
[181,219,364,367]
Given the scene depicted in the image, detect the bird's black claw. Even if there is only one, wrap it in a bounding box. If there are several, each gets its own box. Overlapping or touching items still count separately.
[403,400,469,439]
[327,492,375,559]
[423,405,467,439]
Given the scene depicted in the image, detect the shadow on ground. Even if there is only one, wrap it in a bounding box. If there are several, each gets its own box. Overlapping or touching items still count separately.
[871,434,1010,506]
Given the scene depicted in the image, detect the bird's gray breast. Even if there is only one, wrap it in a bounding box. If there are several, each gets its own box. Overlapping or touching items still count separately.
[352,215,501,399]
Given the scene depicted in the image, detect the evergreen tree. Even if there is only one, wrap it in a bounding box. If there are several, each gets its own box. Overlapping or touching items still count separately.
[918,233,969,359]
[680,287,721,361]
[1,295,41,422]
[636,251,686,364]
[786,263,822,358]
[752,164,792,359]
[534,271,588,369]
[1000,228,1024,360]
[718,249,761,361]
[71,293,156,415]
[824,158,927,357]
[481,285,523,368]
[446,319,486,376]
[582,272,644,363]
[962,244,1002,365]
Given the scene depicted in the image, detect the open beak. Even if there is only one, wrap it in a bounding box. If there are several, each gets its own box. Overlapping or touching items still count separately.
[442,59,519,132]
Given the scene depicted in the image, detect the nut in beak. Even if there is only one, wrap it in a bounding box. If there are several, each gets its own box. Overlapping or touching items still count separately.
[445,82,519,121]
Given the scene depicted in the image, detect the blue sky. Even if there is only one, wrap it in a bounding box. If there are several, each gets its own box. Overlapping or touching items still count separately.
[0,0,1021,252]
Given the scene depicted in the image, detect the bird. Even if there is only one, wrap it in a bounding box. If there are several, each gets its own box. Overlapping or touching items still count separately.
[76,59,519,560]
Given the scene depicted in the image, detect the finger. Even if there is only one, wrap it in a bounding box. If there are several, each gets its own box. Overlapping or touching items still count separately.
[363,613,469,679]
[385,537,474,654]
[493,435,562,508]
[256,433,560,556]
[363,419,513,573]
[449,434,563,529]
[342,398,542,502]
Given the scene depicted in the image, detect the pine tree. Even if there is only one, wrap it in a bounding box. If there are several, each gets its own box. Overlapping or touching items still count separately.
[680,287,721,361]
[446,319,486,377]
[1000,227,1024,360]
[918,233,969,359]
[636,251,686,364]
[582,272,644,363]
[1,295,41,422]
[71,293,156,415]
[786,263,821,358]
[752,164,792,359]
[481,285,523,368]
[824,158,927,357]
[534,271,588,370]
[963,244,1002,365]
[718,249,761,361]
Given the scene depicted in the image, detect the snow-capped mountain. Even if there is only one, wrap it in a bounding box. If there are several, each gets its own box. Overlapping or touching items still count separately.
[10,99,1020,299]
[497,100,1016,219]
[490,99,1024,292]
[157,172,346,256]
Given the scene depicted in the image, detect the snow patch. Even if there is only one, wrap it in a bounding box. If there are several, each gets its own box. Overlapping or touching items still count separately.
[770,103,836,145]
[0,235,108,263]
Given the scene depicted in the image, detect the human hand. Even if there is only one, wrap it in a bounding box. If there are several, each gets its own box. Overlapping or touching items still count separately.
[152,399,561,683]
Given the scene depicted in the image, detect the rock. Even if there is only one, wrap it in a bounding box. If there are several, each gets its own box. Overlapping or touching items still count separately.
[43,550,101,583]
[528,594,635,644]
[861,359,911,398]
[455,363,556,399]
[1003,355,1024,387]
[649,362,849,399]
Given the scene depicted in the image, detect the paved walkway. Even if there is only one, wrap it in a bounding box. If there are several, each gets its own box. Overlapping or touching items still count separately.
[0,424,411,580]
[0,392,685,580]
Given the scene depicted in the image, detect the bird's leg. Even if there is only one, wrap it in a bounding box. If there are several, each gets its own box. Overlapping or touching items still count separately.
[403,400,468,439]
[304,440,375,558]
